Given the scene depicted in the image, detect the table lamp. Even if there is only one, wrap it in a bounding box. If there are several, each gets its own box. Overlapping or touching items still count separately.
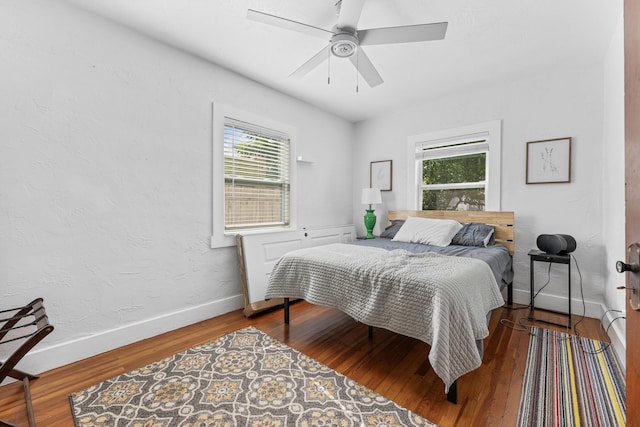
[361,188,382,239]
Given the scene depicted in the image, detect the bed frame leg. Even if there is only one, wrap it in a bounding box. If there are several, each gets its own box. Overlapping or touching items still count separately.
[447,380,458,404]
[368,325,373,339]
[507,283,513,306]
[283,298,289,325]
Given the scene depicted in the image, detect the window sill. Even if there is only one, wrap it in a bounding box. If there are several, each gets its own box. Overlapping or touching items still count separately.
[210,226,293,249]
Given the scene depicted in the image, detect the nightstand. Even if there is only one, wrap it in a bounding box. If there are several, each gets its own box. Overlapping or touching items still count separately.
[528,249,572,329]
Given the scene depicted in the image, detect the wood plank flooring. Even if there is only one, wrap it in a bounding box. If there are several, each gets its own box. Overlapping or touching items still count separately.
[0,301,607,426]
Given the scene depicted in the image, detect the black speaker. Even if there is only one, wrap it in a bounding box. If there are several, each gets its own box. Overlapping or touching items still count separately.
[536,234,576,255]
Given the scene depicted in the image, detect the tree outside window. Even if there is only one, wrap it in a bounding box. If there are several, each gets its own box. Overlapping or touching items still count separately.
[419,144,487,211]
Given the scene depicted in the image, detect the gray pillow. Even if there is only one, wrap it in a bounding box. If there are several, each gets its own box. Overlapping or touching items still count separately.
[451,222,495,247]
[380,220,405,239]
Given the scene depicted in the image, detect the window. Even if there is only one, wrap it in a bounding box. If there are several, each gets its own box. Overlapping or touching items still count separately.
[408,120,501,211]
[224,118,290,230]
[418,138,488,210]
[212,103,296,248]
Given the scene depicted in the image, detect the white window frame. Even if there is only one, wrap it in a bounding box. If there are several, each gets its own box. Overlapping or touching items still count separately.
[211,103,297,248]
[407,120,502,211]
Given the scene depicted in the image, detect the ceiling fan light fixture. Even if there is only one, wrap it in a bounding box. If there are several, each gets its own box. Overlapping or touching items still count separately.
[330,33,358,58]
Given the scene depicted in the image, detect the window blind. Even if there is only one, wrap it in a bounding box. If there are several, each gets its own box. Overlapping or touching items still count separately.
[224,117,290,230]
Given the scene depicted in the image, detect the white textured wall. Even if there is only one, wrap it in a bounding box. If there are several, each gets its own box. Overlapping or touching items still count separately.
[354,63,608,317]
[0,0,353,373]
[602,14,626,362]
[603,14,626,309]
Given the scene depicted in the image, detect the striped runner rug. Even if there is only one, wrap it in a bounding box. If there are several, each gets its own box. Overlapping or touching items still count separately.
[517,326,626,426]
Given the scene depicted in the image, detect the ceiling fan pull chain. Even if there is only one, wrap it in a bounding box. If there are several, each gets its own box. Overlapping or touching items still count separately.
[356,49,359,93]
[327,45,331,85]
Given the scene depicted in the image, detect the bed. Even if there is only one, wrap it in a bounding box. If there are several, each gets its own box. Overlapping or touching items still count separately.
[264,210,514,403]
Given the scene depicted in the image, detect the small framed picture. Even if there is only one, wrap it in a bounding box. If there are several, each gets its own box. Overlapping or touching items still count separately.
[526,137,572,184]
[370,160,392,191]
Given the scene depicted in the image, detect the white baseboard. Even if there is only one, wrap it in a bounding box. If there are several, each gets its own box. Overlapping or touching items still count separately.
[601,306,626,369]
[512,289,626,369]
[8,294,244,381]
[7,291,627,388]
[512,288,603,319]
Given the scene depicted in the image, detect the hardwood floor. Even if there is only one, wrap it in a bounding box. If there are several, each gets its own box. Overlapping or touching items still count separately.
[0,301,606,426]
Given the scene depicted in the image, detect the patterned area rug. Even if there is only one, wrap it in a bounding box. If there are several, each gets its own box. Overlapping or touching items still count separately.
[517,326,626,426]
[69,326,437,426]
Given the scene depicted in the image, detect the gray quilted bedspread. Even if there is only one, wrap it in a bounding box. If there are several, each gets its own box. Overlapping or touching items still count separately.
[265,243,505,391]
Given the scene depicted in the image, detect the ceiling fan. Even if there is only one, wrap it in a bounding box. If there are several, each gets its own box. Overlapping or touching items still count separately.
[247,0,448,88]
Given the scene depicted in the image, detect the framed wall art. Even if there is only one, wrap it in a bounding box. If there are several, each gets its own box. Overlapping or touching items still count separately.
[526,137,572,184]
[370,160,392,191]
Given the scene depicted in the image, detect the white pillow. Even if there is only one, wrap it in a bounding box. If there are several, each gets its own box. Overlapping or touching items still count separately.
[392,216,463,247]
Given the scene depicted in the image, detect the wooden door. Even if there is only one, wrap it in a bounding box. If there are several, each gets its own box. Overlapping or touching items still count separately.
[626,0,640,424]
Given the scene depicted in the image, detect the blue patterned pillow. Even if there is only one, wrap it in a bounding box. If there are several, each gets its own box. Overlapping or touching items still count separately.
[451,222,495,247]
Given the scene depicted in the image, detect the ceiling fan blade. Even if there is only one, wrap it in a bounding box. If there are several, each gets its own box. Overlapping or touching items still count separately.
[247,9,333,40]
[359,22,448,45]
[336,0,365,31]
[348,47,383,88]
[290,45,331,79]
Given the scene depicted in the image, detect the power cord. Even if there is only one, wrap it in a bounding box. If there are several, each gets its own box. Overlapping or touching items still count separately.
[499,253,624,357]
[570,253,626,354]
[502,260,562,311]
[532,262,553,301]
[576,309,625,355]
[499,316,531,331]
[571,253,587,332]
[501,263,553,312]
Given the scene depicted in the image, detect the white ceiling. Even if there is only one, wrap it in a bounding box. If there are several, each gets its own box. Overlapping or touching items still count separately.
[63,0,621,123]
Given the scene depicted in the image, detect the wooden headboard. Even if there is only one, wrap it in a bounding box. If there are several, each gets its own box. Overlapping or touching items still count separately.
[387,210,515,255]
